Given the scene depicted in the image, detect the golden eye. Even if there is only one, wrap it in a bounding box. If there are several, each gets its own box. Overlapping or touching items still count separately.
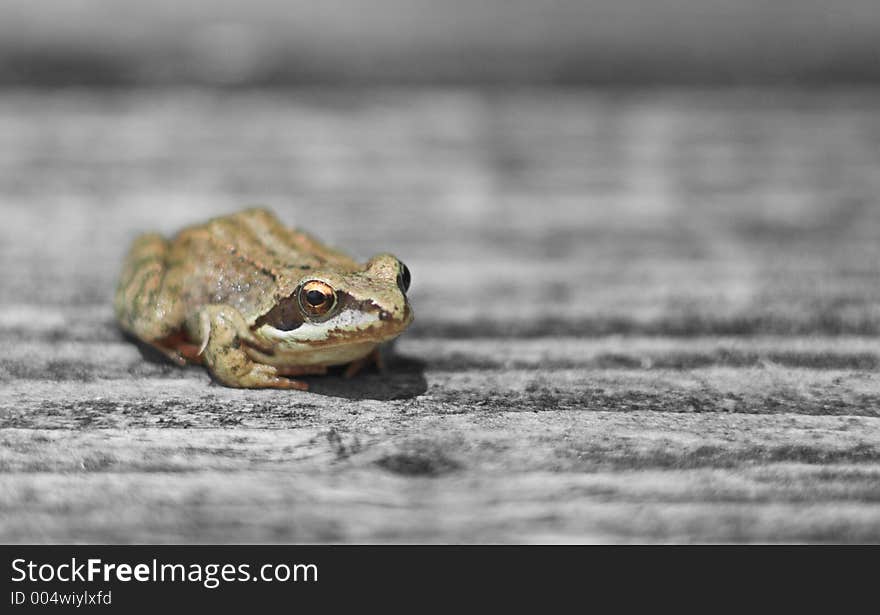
[298,280,336,317]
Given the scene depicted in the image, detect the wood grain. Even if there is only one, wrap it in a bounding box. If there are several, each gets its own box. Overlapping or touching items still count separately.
[1,88,880,543]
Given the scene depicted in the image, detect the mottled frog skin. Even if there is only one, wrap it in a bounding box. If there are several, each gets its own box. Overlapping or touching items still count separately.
[115,208,413,390]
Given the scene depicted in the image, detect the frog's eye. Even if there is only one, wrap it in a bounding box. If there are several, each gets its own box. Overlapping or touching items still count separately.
[397,262,411,294]
[298,280,336,317]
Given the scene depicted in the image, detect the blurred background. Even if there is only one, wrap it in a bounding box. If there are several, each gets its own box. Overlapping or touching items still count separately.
[2,0,880,86]
[3,1,880,543]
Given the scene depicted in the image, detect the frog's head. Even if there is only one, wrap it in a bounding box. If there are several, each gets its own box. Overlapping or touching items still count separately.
[254,253,413,356]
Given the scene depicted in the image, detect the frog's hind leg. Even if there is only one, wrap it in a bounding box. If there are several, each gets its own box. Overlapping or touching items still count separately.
[115,233,189,364]
[152,331,205,365]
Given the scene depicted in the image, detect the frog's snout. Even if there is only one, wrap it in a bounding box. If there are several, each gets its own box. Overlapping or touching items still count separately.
[377,302,412,327]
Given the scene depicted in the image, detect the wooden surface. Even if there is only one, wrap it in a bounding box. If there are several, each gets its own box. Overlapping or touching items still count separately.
[2,88,880,543]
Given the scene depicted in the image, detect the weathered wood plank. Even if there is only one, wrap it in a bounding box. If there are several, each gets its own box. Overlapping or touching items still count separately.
[2,413,879,543]
[1,88,880,542]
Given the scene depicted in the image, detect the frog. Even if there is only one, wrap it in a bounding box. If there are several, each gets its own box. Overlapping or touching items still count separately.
[114,208,413,390]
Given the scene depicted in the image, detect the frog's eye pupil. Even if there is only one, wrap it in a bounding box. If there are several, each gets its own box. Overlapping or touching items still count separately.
[398,263,411,293]
[299,280,336,317]
[306,289,326,306]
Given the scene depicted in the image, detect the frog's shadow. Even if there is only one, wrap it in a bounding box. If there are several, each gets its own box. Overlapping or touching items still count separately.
[129,333,427,400]
[301,353,428,400]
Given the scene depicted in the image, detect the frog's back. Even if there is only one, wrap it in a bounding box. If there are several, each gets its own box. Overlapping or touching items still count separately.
[167,208,361,322]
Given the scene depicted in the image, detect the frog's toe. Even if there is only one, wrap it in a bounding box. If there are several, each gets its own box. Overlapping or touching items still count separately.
[240,364,309,390]
[209,361,307,390]
[272,377,310,391]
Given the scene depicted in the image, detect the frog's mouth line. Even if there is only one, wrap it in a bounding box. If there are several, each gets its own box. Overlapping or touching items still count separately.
[254,304,412,350]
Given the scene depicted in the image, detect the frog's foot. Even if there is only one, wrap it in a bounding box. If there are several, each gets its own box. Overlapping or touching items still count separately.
[197,305,308,390]
[343,348,384,379]
[234,364,310,391]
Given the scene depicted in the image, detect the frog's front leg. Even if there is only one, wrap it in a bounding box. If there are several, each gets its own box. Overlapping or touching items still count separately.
[196,305,309,390]
[343,347,384,378]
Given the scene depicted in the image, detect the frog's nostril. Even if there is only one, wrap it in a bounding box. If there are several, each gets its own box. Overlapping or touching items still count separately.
[379,310,392,321]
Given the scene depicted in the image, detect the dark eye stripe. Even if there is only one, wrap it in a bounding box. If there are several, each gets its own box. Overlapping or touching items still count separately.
[253,298,303,331]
